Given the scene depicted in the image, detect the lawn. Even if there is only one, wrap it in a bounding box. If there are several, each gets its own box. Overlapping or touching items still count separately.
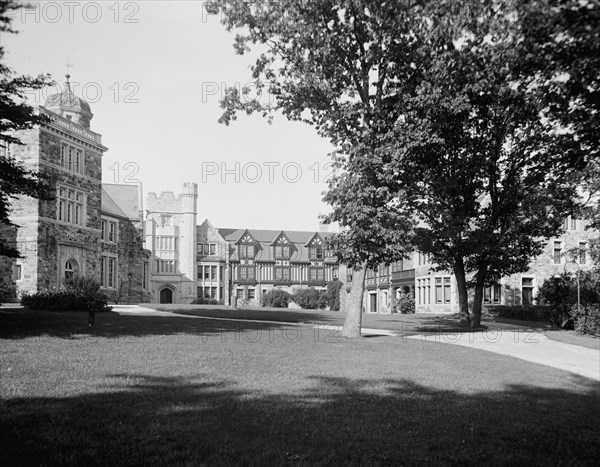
[1,308,599,466]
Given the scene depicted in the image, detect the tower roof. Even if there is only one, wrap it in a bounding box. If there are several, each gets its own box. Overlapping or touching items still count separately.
[44,74,93,128]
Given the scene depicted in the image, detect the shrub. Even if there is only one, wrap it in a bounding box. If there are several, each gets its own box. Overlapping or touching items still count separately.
[396,293,415,314]
[569,305,600,337]
[325,279,343,311]
[487,305,553,322]
[292,287,327,310]
[262,289,291,308]
[20,277,111,312]
[537,272,600,329]
[191,297,221,305]
[0,282,16,307]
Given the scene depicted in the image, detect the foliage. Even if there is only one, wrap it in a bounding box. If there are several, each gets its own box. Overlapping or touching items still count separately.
[487,306,553,323]
[325,279,342,311]
[291,287,327,310]
[261,289,291,308]
[395,293,415,315]
[212,0,600,334]
[570,305,600,337]
[0,0,54,258]
[20,277,111,312]
[537,272,600,327]
[0,281,15,306]
[191,297,223,305]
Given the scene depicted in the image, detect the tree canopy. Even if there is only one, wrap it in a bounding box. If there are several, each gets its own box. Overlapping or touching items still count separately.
[211,0,599,334]
[0,0,52,258]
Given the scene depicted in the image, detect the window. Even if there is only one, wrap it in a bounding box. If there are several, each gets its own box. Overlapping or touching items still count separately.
[101,220,105,240]
[309,268,324,282]
[434,277,451,304]
[483,284,501,304]
[239,266,255,280]
[142,262,149,290]
[571,217,577,230]
[236,289,244,299]
[553,241,562,264]
[13,264,22,280]
[309,246,323,260]
[239,244,255,259]
[0,142,12,158]
[203,265,210,280]
[579,242,586,264]
[418,252,429,266]
[100,257,116,288]
[522,278,534,306]
[248,289,255,300]
[156,237,175,250]
[392,261,404,272]
[108,222,116,243]
[157,260,176,273]
[204,243,210,254]
[563,218,569,230]
[417,278,431,305]
[209,244,216,255]
[275,266,290,281]
[204,287,211,299]
[211,265,217,280]
[346,269,353,283]
[220,266,224,281]
[380,266,389,276]
[275,245,290,260]
[60,143,84,175]
[57,186,85,226]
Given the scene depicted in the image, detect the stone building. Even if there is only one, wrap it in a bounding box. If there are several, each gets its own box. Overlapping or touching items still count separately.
[0,76,150,303]
[144,183,198,304]
[348,216,597,314]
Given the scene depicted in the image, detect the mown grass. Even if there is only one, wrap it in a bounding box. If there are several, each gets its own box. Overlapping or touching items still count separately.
[1,309,599,466]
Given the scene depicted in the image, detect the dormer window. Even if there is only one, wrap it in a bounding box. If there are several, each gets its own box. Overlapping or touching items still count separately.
[275,245,290,260]
[238,233,256,259]
[309,246,323,260]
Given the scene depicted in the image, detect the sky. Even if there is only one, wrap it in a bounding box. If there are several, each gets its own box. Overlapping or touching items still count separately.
[2,1,337,231]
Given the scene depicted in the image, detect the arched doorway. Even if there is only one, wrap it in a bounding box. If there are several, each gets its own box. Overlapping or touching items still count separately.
[159,287,173,304]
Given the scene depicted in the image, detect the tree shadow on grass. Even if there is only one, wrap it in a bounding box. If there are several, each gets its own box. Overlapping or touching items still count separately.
[0,309,298,341]
[1,373,598,466]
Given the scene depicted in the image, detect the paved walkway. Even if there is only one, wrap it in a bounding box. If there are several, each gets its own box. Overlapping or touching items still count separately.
[114,305,599,382]
[406,331,600,381]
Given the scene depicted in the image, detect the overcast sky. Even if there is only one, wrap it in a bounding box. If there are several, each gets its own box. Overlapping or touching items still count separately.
[3,1,336,231]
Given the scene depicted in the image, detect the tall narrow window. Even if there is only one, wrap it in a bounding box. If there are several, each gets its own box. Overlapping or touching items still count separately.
[571,217,577,230]
[553,241,562,264]
[522,278,534,306]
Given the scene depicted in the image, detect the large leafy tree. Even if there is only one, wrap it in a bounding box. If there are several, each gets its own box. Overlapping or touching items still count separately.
[211,0,598,334]
[0,0,52,258]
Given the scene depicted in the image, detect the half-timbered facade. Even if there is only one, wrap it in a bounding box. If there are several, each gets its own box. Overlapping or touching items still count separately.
[200,226,339,306]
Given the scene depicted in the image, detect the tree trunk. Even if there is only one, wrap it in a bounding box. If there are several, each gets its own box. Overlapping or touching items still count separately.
[453,258,471,327]
[341,261,367,338]
[471,264,488,329]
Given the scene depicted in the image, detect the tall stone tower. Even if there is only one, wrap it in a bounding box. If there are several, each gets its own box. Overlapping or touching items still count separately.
[0,75,107,295]
[145,183,198,304]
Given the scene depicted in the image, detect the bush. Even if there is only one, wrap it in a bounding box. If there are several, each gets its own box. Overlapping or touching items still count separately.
[325,279,343,311]
[191,297,222,305]
[262,289,291,308]
[396,293,415,314]
[537,272,600,329]
[292,287,327,310]
[0,282,16,307]
[569,305,600,337]
[21,277,111,312]
[487,305,553,322]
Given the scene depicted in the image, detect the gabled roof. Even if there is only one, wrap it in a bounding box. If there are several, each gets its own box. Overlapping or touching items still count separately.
[101,184,140,220]
[271,230,291,246]
[305,232,325,247]
[216,227,334,263]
